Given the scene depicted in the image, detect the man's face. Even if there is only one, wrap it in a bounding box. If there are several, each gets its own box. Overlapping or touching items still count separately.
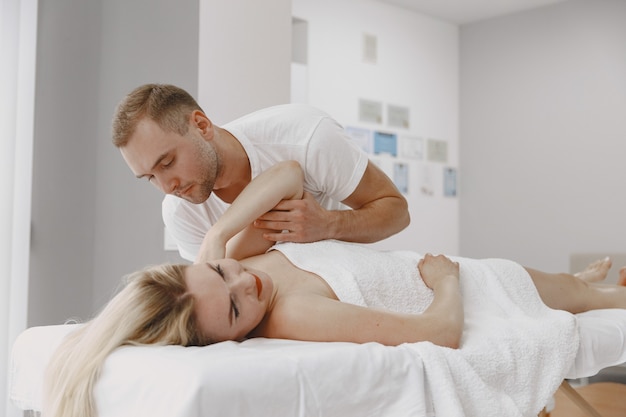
[120,117,219,204]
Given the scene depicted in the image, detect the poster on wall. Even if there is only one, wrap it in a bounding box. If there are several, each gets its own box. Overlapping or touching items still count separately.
[444,167,457,197]
[345,126,373,153]
[387,104,410,129]
[358,99,383,124]
[393,162,409,194]
[427,139,448,163]
[373,131,398,157]
[399,135,424,160]
[420,164,435,197]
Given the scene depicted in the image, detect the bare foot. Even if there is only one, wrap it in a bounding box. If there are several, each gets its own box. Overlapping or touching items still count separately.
[619,267,626,286]
[574,257,612,282]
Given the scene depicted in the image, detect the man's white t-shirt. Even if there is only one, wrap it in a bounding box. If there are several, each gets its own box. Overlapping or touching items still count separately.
[162,104,369,261]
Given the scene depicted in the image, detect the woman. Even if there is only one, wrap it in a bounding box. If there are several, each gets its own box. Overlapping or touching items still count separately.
[44,161,626,417]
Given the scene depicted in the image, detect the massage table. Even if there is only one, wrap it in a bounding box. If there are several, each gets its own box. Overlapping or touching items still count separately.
[9,248,626,416]
[8,309,626,416]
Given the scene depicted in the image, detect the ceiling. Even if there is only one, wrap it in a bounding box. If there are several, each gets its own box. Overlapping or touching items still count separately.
[375,0,572,24]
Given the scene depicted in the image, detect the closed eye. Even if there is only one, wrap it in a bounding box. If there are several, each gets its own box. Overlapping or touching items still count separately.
[209,263,239,320]
[211,263,224,278]
[162,157,174,168]
[231,300,240,319]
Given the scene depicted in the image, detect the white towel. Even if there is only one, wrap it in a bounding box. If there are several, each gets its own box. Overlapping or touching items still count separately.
[272,241,434,313]
[273,241,579,416]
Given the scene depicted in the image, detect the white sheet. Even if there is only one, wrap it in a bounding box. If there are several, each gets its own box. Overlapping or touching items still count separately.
[9,308,626,417]
[10,325,434,417]
[568,309,626,378]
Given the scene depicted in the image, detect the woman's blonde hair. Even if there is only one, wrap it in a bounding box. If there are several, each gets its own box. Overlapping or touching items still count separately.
[111,83,203,147]
[43,263,210,417]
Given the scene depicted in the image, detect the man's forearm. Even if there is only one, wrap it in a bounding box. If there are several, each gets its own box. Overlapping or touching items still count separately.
[329,196,410,243]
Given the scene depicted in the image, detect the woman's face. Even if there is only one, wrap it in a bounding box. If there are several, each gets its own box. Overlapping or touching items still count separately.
[184,260,272,342]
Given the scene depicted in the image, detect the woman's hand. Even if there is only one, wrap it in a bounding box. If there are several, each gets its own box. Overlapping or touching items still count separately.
[418,253,460,290]
[417,253,463,348]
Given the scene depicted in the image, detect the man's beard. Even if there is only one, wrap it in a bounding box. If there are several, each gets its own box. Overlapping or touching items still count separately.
[186,145,219,204]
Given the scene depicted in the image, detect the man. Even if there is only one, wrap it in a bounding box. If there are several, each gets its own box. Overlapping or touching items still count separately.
[112,83,409,263]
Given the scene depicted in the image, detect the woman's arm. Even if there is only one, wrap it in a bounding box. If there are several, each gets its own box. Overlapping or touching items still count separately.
[196,161,304,263]
[256,161,410,244]
[264,254,464,348]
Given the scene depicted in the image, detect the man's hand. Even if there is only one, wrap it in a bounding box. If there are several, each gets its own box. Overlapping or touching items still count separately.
[253,191,334,243]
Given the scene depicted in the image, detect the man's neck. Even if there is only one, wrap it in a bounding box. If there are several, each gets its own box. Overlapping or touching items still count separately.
[212,127,251,203]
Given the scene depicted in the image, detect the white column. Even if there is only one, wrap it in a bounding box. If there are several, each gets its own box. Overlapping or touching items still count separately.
[0,0,38,415]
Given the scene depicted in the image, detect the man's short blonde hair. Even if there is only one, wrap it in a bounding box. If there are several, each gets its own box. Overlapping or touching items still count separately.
[111,83,203,147]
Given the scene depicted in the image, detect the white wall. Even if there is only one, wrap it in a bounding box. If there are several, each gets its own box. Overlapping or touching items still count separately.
[28,0,101,325]
[27,0,198,325]
[460,0,626,271]
[91,0,198,308]
[2,1,37,415]
[198,0,291,124]
[293,0,459,254]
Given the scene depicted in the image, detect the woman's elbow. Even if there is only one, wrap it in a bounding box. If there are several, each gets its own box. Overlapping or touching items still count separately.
[280,160,304,198]
[442,332,462,349]
[436,318,463,349]
[434,330,462,349]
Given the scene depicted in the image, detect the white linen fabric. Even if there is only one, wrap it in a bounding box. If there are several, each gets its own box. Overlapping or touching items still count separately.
[12,312,626,417]
[11,325,435,417]
[567,309,626,378]
[162,104,369,261]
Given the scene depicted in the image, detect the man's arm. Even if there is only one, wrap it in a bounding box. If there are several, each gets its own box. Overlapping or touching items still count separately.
[196,161,304,263]
[255,160,410,243]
